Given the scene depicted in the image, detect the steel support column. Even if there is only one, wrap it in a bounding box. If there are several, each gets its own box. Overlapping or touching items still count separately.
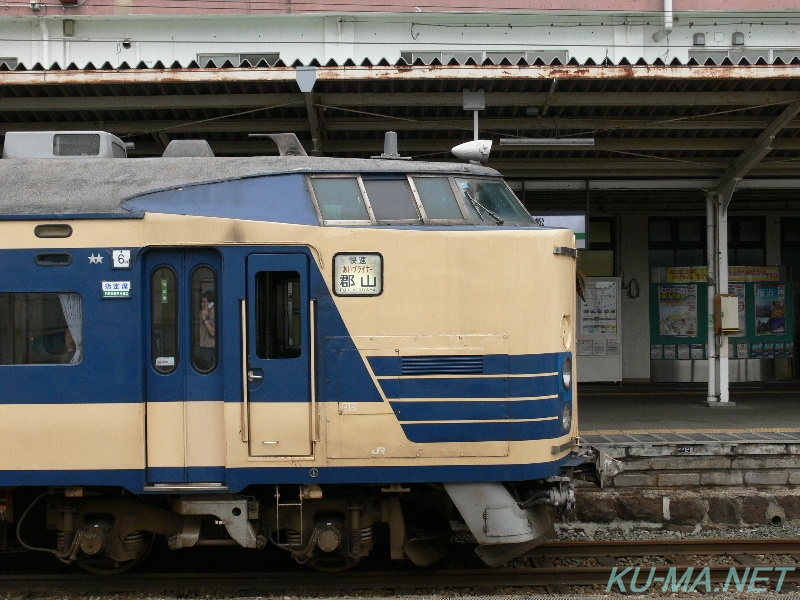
[705,193,717,404]
[706,188,736,407]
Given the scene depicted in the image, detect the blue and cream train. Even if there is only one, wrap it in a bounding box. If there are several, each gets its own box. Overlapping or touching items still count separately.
[0,131,579,572]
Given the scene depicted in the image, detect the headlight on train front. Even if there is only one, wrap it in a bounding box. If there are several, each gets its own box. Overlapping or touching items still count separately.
[562,354,572,391]
[562,403,573,433]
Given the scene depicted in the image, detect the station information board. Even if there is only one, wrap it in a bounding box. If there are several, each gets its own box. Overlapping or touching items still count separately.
[649,267,794,362]
[577,277,622,382]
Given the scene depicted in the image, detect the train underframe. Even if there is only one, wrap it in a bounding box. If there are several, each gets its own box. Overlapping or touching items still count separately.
[1,477,576,573]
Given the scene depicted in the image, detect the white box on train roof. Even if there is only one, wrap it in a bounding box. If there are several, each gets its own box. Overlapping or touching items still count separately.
[2,131,127,159]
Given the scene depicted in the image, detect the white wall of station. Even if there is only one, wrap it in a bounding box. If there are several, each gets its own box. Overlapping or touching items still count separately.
[2,11,800,68]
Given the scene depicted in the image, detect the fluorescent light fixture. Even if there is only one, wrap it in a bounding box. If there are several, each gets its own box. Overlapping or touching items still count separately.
[498,138,595,147]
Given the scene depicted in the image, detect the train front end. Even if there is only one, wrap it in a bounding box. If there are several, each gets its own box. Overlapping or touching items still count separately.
[306,168,580,566]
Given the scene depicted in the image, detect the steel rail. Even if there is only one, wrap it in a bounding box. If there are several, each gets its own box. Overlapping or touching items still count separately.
[2,564,798,593]
[2,538,798,593]
[531,538,800,558]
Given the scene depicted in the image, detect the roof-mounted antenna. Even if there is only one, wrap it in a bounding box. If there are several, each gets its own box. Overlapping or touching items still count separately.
[372,131,411,160]
[249,133,308,156]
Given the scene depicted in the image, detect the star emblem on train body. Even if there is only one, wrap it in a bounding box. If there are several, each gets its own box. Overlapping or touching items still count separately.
[88,253,104,264]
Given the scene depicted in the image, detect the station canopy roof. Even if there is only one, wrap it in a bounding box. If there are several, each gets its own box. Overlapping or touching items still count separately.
[3,55,800,212]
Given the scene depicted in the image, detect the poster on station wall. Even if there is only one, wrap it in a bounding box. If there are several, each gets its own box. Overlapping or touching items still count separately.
[729,282,747,336]
[577,277,622,382]
[579,280,618,335]
[755,284,786,336]
[658,284,698,337]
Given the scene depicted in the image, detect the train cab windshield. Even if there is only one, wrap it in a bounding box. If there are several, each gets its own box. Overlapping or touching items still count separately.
[309,174,533,226]
[455,178,534,225]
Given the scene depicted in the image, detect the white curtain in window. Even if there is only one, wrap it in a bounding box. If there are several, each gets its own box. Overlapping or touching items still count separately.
[59,293,82,364]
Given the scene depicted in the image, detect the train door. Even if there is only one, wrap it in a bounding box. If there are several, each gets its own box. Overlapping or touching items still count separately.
[245,253,313,456]
[145,248,225,485]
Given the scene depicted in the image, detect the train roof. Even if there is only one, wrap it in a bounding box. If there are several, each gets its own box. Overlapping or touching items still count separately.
[0,156,500,218]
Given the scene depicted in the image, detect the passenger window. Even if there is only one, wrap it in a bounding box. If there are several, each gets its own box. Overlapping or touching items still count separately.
[412,177,464,220]
[255,271,301,359]
[362,178,421,223]
[0,292,82,365]
[191,266,217,373]
[152,266,178,373]
[310,177,370,221]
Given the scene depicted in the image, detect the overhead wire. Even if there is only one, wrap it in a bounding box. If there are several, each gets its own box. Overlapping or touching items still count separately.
[568,98,800,140]
[121,99,306,141]
[126,93,793,170]
[9,0,794,165]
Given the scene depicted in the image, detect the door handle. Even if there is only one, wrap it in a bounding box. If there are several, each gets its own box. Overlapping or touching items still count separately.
[248,371,263,382]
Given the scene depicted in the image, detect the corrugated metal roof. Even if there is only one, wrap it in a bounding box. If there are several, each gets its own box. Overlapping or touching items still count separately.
[4,53,800,70]
[2,59,800,210]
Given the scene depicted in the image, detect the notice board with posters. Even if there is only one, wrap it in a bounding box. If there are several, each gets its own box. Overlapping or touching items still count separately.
[577,277,622,382]
[648,267,794,381]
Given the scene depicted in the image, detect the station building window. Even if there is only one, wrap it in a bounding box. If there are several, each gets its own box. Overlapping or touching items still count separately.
[781,217,800,279]
[578,217,615,277]
[649,216,765,269]
[728,216,765,266]
[0,292,82,365]
[648,217,706,268]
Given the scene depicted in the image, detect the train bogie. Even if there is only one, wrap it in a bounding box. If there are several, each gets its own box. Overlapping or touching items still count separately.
[0,132,581,571]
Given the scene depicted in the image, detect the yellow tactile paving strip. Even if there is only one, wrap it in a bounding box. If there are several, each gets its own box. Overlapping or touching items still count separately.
[584,427,800,435]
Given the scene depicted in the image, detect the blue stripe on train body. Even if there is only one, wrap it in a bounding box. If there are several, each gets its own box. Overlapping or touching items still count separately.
[0,459,573,490]
[0,241,572,489]
[367,352,572,443]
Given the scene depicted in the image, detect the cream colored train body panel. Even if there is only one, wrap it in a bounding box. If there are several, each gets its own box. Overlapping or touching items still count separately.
[0,404,144,471]
[0,213,576,479]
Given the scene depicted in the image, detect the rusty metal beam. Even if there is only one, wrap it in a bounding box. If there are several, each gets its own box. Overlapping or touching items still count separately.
[2,64,800,87]
[714,99,800,203]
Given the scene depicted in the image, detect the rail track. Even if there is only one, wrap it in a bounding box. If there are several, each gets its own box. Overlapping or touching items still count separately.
[1,538,798,595]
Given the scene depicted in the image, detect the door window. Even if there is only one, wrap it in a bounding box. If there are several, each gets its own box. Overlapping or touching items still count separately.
[151,266,178,373]
[191,266,218,373]
[255,271,301,359]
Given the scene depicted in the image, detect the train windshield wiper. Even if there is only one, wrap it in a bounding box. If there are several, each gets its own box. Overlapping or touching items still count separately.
[465,191,504,225]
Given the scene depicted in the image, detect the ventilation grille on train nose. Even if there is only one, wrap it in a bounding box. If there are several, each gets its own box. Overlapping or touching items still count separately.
[400,355,484,375]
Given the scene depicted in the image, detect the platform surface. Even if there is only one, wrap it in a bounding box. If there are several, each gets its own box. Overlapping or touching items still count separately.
[579,382,800,445]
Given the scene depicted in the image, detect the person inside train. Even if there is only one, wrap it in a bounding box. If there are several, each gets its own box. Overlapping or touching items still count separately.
[197,289,216,371]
